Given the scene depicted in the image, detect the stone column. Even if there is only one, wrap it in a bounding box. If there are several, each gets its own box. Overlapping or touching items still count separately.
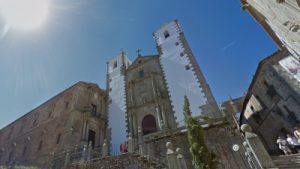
[128,133,134,153]
[150,75,156,96]
[132,113,137,136]
[138,127,144,155]
[156,106,162,130]
[99,128,103,147]
[160,105,169,129]
[129,113,134,136]
[87,141,93,161]
[81,120,88,140]
[81,144,88,162]
[64,150,70,167]
[166,142,180,169]
[176,148,188,169]
[241,124,277,169]
[102,139,108,157]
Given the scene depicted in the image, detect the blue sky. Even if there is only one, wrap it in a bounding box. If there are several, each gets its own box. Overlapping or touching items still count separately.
[0,0,277,128]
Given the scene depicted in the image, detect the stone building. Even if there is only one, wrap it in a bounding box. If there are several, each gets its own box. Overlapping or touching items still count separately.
[240,49,300,154]
[125,54,177,152]
[240,0,300,59]
[105,20,223,153]
[0,20,253,169]
[0,82,108,168]
[220,96,245,130]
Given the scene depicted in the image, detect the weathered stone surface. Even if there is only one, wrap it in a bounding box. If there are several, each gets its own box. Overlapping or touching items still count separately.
[240,49,300,154]
[240,0,300,59]
[66,153,167,169]
[0,82,108,168]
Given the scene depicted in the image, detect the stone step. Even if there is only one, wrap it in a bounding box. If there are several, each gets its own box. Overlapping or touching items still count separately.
[272,155,300,168]
[272,155,300,160]
[275,164,300,169]
[273,158,300,162]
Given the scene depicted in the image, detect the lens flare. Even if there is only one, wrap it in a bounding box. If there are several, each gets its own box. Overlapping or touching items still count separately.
[0,0,49,30]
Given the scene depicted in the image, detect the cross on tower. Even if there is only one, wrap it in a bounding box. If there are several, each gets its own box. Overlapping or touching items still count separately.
[120,48,125,55]
[136,49,141,56]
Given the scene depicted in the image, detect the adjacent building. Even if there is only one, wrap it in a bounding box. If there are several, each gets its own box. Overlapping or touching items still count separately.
[0,82,108,167]
[239,0,300,155]
[240,49,300,154]
[240,0,300,59]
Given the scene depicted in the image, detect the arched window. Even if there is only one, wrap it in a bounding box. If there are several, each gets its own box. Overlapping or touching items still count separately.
[142,115,157,135]
[22,146,27,156]
[56,133,61,144]
[38,141,43,151]
[164,31,170,39]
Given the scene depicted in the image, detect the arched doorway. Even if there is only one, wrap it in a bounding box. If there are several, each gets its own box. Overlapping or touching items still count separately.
[142,115,157,135]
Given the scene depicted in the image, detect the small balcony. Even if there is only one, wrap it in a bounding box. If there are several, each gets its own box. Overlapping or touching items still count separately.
[82,106,104,120]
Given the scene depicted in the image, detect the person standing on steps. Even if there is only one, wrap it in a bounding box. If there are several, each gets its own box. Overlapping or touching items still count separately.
[277,136,292,155]
[287,134,300,153]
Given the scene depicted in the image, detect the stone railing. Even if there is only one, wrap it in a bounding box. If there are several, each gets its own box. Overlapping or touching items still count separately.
[52,141,102,169]
[240,124,278,169]
[53,136,189,169]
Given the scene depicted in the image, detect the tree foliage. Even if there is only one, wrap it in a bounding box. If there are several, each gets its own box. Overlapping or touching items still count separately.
[183,96,217,169]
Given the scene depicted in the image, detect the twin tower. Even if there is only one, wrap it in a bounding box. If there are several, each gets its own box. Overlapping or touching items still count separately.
[106,20,221,151]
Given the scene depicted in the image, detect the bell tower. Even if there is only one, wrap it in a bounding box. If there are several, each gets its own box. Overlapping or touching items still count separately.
[153,20,222,125]
[106,51,131,154]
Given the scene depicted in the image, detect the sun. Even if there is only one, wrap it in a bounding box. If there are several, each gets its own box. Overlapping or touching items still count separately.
[0,0,50,30]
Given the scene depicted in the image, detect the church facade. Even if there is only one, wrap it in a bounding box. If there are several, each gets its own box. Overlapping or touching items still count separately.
[0,20,249,169]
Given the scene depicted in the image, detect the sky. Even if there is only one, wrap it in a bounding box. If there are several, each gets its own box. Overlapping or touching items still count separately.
[0,0,278,128]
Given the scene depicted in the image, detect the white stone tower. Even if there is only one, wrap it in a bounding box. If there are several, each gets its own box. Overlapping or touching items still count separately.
[106,51,131,154]
[153,20,221,125]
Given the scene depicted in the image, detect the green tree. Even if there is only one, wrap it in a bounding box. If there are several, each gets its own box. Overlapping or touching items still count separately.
[183,96,217,169]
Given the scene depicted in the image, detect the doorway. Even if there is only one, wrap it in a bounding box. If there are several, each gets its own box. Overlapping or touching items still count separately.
[88,129,96,148]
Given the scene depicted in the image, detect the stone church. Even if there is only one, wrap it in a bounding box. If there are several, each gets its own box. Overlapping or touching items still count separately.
[0,20,249,169]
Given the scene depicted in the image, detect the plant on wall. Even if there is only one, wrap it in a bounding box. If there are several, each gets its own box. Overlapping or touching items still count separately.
[183,96,217,169]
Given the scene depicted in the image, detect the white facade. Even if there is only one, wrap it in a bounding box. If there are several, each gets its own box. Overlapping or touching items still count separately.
[153,20,221,125]
[107,52,131,153]
[242,0,300,59]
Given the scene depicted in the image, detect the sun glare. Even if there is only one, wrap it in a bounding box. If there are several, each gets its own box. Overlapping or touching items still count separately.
[0,0,49,30]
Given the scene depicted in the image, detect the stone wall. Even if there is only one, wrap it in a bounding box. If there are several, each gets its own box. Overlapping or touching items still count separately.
[142,122,249,169]
[0,82,107,168]
[126,55,177,151]
[240,0,300,59]
[241,50,300,154]
[66,153,166,169]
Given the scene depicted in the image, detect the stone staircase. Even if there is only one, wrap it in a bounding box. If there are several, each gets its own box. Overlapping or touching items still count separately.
[66,153,168,169]
[272,154,300,169]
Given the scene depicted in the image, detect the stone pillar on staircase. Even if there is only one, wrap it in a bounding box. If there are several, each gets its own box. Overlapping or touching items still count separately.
[102,139,108,157]
[87,141,93,161]
[81,144,88,162]
[128,133,134,153]
[241,124,278,169]
[166,142,180,169]
[64,150,70,167]
[138,127,144,155]
[176,148,188,169]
